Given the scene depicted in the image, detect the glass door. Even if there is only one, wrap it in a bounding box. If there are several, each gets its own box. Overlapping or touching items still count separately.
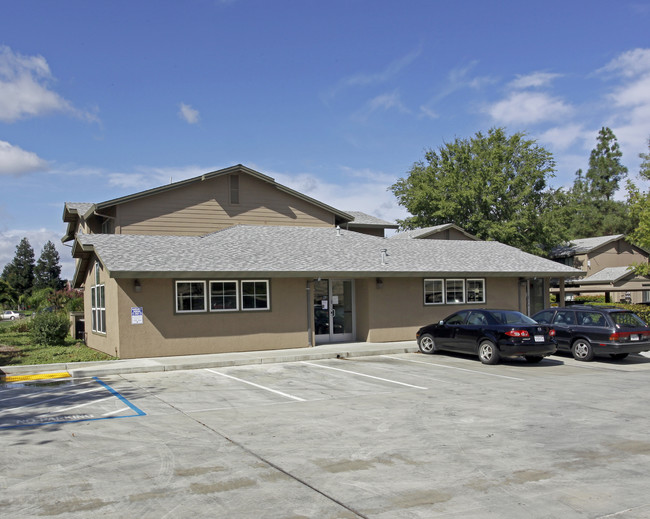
[314,279,354,344]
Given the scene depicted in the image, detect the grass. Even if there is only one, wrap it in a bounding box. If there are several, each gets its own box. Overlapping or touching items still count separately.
[0,319,116,366]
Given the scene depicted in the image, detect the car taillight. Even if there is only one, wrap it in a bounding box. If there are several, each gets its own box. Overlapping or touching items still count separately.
[505,330,530,338]
[549,329,556,337]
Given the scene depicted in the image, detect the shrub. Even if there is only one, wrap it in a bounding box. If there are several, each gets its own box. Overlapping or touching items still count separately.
[10,319,32,333]
[574,295,606,304]
[31,311,70,346]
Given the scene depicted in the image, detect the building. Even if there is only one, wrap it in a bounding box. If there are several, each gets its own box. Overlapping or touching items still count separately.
[550,235,650,303]
[63,164,580,359]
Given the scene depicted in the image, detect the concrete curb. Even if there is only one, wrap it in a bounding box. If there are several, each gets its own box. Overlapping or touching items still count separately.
[0,341,420,380]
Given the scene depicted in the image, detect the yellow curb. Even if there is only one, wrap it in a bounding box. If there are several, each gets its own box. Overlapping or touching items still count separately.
[1,372,71,383]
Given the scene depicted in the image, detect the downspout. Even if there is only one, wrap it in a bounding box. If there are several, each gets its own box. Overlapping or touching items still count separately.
[306,280,313,347]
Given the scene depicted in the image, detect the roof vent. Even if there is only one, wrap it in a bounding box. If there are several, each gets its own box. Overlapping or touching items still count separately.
[336,225,341,237]
[381,248,389,265]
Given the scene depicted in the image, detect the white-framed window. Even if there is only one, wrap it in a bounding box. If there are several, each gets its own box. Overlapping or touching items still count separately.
[446,279,465,304]
[467,279,485,303]
[176,281,206,313]
[91,262,106,334]
[210,281,239,311]
[241,280,270,311]
[424,279,444,305]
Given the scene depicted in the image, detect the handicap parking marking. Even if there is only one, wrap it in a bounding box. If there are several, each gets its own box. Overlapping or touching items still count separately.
[0,376,145,429]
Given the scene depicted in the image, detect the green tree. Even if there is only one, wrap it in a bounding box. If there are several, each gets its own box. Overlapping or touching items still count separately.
[586,127,627,202]
[1,237,35,297]
[33,241,64,291]
[0,278,18,308]
[627,139,650,275]
[390,127,565,255]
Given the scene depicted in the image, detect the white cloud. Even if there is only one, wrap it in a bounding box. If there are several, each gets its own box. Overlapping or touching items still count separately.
[0,45,97,123]
[0,140,49,175]
[599,48,650,78]
[486,91,573,125]
[598,48,650,170]
[510,72,561,89]
[178,102,200,124]
[325,45,422,99]
[419,61,495,117]
[107,165,211,191]
[267,166,408,225]
[538,124,586,152]
[0,228,75,282]
[352,90,410,121]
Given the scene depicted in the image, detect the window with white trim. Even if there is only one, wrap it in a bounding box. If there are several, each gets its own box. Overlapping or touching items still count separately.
[424,279,444,305]
[467,279,485,303]
[446,279,465,304]
[91,262,106,334]
[210,281,239,311]
[241,280,270,310]
[176,281,206,312]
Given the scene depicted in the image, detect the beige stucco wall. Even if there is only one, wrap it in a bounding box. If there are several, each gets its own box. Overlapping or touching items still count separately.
[360,277,523,343]
[113,173,336,236]
[83,271,545,359]
[109,277,310,359]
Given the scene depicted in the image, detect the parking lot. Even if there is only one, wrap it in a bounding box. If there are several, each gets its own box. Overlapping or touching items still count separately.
[2,352,650,518]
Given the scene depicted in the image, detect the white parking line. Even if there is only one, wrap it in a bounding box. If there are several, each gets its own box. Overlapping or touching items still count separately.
[50,396,113,414]
[205,369,306,402]
[102,406,129,417]
[381,355,525,381]
[302,361,428,389]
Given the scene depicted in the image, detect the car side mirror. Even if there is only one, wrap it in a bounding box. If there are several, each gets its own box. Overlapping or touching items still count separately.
[439,320,445,325]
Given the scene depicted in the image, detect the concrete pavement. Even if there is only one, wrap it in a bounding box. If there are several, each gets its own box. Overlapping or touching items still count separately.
[0,340,419,379]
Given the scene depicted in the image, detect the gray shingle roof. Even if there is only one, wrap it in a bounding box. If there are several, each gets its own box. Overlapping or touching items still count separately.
[390,224,478,240]
[579,266,634,284]
[551,235,624,258]
[64,202,95,217]
[345,211,398,228]
[75,225,581,279]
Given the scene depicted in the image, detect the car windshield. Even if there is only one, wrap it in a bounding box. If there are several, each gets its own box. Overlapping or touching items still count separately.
[486,310,536,325]
[610,311,648,328]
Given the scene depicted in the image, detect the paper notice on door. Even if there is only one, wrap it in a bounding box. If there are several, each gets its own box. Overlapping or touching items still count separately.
[332,296,339,305]
[322,300,328,310]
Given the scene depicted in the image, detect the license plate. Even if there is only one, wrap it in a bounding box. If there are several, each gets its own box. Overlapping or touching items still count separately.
[631,334,639,341]
[534,335,544,343]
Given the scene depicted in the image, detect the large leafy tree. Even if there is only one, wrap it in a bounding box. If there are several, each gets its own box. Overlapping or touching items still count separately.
[1,237,35,297]
[33,240,64,291]
[586,126,627,202]
[390,127,565,255]
[627,139,650,260]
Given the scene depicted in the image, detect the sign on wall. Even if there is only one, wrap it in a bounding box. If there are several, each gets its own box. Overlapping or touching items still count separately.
[131,307,143,325]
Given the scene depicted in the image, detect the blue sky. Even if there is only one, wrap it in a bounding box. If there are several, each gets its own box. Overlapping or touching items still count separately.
[1,0,650,280]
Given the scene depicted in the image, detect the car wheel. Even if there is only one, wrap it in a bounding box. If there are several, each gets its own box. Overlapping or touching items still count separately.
[572,339,594,361]
[10,316,15,320]
[418,334,437,354]
[609,353,629,360]
[478,340,500,365]
[524,356,543,363]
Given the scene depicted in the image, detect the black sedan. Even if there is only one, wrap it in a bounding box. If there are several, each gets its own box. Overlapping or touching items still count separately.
[416,309,557,364]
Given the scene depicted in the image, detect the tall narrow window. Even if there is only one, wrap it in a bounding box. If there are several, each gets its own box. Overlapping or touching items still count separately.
[91,262,106,334]
[176,281,206,312]
[230,174,240,205]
